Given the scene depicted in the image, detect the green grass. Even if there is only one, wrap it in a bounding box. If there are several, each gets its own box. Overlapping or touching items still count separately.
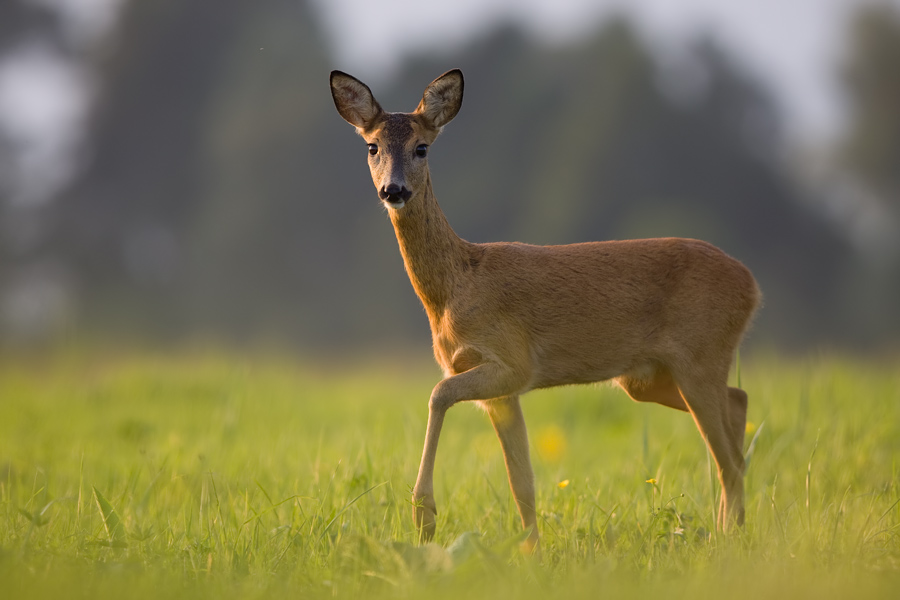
[1,349,899,598]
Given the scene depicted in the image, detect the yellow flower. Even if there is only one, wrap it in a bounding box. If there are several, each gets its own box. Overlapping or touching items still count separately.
[646,478,657,484]
[746,421,757,435]
[537,425,567,463]
[558,479,570,489]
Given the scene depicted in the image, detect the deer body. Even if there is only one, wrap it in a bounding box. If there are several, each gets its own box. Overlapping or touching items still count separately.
[330,69,760,551]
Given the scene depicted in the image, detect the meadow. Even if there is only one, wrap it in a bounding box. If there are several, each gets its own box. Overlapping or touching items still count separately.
[1,349,899,599]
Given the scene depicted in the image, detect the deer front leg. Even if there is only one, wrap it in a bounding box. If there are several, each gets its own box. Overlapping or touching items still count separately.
[482,395,539,553]
[412,361,529,542]
[412,399,444,540]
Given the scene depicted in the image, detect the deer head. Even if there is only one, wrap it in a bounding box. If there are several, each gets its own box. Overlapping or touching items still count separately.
[330,69,464,209]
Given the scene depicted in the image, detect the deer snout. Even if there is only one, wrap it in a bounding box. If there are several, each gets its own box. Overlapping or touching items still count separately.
[379,183,412,207]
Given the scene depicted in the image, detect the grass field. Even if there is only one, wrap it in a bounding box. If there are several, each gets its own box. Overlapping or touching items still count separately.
[1,349,899,598]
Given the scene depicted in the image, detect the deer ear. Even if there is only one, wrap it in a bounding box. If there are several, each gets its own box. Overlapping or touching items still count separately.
[330,70,383,130]
[415,69,464,129]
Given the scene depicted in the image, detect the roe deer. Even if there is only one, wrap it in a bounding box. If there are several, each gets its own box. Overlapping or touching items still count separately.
[330,69,761,551]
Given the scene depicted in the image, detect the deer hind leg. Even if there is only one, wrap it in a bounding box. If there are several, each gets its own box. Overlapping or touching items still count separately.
[719,386,749,526]
[480,395,539,553]
[727,387,748,455]
[674,372,746,531]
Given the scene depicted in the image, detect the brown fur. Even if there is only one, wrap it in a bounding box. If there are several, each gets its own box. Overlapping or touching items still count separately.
[330,69,761,551]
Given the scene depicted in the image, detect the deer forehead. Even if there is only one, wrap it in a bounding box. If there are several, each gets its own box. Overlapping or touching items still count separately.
[366,113,436,147]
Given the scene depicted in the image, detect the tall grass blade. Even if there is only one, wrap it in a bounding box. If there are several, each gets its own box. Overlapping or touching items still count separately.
[805,432,820,531]
[642,414,650,471]
[317,481,387,543]
[744,420,765,469]
[77,451,84,521]
[92,486,127,545]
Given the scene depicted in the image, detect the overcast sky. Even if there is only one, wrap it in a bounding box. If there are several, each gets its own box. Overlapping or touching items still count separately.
[312,0,898,143]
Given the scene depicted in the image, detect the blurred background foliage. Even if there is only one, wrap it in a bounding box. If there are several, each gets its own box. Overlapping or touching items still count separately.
[0,0,898,352]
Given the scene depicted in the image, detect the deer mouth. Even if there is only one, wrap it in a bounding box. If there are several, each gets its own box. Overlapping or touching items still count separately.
[383,196,407,209]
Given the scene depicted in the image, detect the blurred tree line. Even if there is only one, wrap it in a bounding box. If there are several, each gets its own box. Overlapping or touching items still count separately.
[0,0,898,350]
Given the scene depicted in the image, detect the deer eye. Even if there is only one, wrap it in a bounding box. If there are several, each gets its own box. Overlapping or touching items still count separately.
[368,144,378,156]
[415,144,428,158]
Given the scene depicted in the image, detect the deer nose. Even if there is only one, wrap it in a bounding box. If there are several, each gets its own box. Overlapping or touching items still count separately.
[379,183,412,202]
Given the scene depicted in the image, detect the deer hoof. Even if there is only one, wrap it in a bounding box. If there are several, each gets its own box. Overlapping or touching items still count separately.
[521,527,540,557]
[412,491,437,541]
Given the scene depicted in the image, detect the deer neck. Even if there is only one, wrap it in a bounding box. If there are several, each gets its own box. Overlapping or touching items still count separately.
[388,174,468,318]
